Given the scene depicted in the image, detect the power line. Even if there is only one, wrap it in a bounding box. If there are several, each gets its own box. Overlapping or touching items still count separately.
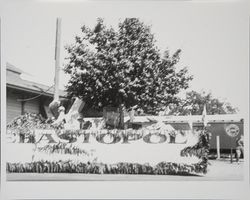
[17,85,54,102]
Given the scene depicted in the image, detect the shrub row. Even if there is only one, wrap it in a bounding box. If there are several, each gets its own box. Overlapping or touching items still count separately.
[7,161,206,175]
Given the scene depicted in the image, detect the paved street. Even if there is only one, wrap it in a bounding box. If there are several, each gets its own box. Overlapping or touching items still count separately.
[7,159,244,181]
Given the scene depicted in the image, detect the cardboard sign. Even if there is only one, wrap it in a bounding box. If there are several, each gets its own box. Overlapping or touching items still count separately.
[103,107,121,127]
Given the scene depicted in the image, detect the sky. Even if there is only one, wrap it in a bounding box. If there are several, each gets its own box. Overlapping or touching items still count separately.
[1,0,249,115]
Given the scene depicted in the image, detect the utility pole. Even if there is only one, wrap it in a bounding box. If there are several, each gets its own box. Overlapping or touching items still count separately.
[54,17,61,101]
[49,18,62,119]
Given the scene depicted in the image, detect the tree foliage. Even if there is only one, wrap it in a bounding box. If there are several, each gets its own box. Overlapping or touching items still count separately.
[64,18,192,114]
[168,90,238,115]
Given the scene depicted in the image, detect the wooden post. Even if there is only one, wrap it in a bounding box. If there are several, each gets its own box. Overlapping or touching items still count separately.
[230,148,233,163]
[216,135,220,159]
[230,138,233,163]
[54,18,61,101]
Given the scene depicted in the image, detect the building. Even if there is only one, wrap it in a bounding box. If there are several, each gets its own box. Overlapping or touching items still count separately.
[6,63,66,123]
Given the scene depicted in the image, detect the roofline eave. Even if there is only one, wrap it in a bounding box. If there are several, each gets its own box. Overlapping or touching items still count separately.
[6,83,67,98]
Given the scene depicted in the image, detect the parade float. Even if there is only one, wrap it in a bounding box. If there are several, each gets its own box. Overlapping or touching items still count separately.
[6,98,210,175]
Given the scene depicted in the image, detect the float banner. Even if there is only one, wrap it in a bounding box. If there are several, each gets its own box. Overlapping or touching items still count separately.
[6,126,201,166]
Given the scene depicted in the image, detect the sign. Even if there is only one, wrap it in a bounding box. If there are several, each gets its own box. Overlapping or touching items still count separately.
[6,127,201,166]
[225,124,240,137]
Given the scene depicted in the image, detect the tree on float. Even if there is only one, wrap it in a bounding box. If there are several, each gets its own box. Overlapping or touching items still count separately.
[64,18,193,128]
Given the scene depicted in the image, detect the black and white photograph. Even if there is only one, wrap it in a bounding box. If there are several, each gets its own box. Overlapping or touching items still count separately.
[1,0,250,199]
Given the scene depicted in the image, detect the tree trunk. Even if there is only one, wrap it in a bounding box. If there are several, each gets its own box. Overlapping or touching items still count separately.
[118,104,125,129]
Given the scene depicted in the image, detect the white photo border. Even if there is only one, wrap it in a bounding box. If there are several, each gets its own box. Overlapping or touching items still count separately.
[1,0,250,199]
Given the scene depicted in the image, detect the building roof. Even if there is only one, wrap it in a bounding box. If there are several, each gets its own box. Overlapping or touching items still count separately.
[6,62,66,98]
[6,62,23,75]
[131,114,244,123]
[83,114,243,124]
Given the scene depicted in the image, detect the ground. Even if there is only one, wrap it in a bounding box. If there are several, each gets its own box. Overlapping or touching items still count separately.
[7,159,244,181]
